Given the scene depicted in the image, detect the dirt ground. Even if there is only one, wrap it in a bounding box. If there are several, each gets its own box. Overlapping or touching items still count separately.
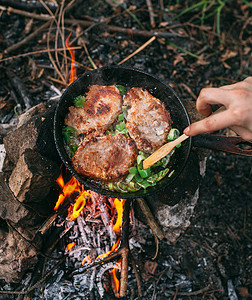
[0,0,251,299]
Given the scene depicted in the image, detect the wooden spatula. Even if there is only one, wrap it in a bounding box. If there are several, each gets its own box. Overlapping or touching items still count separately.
[142,133,189,169]
[142,106,226,170]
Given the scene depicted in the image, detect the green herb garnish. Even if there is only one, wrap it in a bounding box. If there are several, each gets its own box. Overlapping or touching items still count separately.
[74,95,86,108]
[115,85,126,96]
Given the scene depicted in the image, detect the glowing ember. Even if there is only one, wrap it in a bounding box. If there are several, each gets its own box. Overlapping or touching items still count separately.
[111,267,120,297]
[66,242,75,251]
[82,255,91,265]
[113,198,126,234]
[65,32,77,84]
[97,238,120,260]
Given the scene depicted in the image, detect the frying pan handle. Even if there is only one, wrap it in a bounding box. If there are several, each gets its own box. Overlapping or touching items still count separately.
[192,134,252,156]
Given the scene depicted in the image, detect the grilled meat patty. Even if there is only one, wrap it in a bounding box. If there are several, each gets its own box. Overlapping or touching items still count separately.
[124,87,172,153]
[65,85,122,135]
[72,133,137,181]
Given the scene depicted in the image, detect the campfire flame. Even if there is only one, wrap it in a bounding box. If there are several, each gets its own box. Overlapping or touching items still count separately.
[113,198,125,233]
[55,171,126,298]
[65,32,77,84]
[111,267,120,298]
[54,175,84,211]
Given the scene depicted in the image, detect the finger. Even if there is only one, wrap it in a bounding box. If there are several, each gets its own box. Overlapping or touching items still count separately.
[184,109,238,136]
[229,126,252,142]
[196,88,232,116]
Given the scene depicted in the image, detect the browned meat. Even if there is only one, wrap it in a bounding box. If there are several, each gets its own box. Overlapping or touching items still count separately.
[65,85,122,135]
[72,133,137,181]
[124,87,172,153]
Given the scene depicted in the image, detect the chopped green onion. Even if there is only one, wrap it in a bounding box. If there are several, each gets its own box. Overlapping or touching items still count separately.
[116,182,128,193]
[136,179,152,189]
[62,126,76,143]
[137,154,146,165]
[125,173,135,183]
[129,166,138,174]
[138,151,146,156]
[115,85,126,96]
[108,182,114,190]
[128,182,141,191]
[138,168,151,178]
[168,128,180,141]
[115,121,126,131]
[134,174,144,183]
[122,105,128,119]
[74,95,86,108]
[118,113,125,122]
[146,174,159,183]
[147,168,169,183]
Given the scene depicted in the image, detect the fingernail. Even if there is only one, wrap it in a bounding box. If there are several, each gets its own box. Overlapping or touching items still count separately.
[184,127,190,134]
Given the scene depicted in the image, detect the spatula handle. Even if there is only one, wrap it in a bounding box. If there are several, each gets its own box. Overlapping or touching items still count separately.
[143,134,189,169]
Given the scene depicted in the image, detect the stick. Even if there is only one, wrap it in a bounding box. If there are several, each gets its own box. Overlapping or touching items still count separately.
[0,46,81,63]
[136,198,164,240]
[1,6,183,38]
[146,0,155,27]
[119,247,129,297]
[129,253,142,297]
[117,36,156,65]
[4,20,51,54]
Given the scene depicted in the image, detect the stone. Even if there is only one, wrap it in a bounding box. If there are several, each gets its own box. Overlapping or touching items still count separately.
[8,148,60,208]
[3,102,60,164]
[0,224,39,283]
[0,173,31,225]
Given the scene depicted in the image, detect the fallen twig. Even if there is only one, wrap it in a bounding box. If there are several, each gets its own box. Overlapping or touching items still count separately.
[136,198,165,240]
[4,20,51,54]
[1,5,184,39]
[117,36,156,65]
[0,46,81,63]
[146,0,155,27]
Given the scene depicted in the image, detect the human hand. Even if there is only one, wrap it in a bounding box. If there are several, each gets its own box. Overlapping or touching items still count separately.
[183,77,252,141]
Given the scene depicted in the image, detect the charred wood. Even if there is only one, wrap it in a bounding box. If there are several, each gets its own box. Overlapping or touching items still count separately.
[0,0,58,13]
[4,20,51,55]
[6,70,33,110]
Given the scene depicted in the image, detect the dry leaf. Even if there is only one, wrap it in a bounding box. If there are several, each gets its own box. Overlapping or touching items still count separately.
[159,22,169,27]
[222,61,231,69]
[195,54,210,66]
[220,49,238,61]
[141,260,158,281]
[173,53,186,66]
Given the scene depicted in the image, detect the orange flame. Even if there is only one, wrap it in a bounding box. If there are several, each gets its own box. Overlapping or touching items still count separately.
[113,198,126,233]
[54,176,81,210]
[111,267,120,297]
[97,238,120,260]
[65,32,77,84]
[66,242,75,251]
[82,255,91,265]
[68,190,90,221]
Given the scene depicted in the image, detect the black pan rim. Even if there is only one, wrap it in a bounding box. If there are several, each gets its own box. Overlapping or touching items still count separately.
[54,65,192,199]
